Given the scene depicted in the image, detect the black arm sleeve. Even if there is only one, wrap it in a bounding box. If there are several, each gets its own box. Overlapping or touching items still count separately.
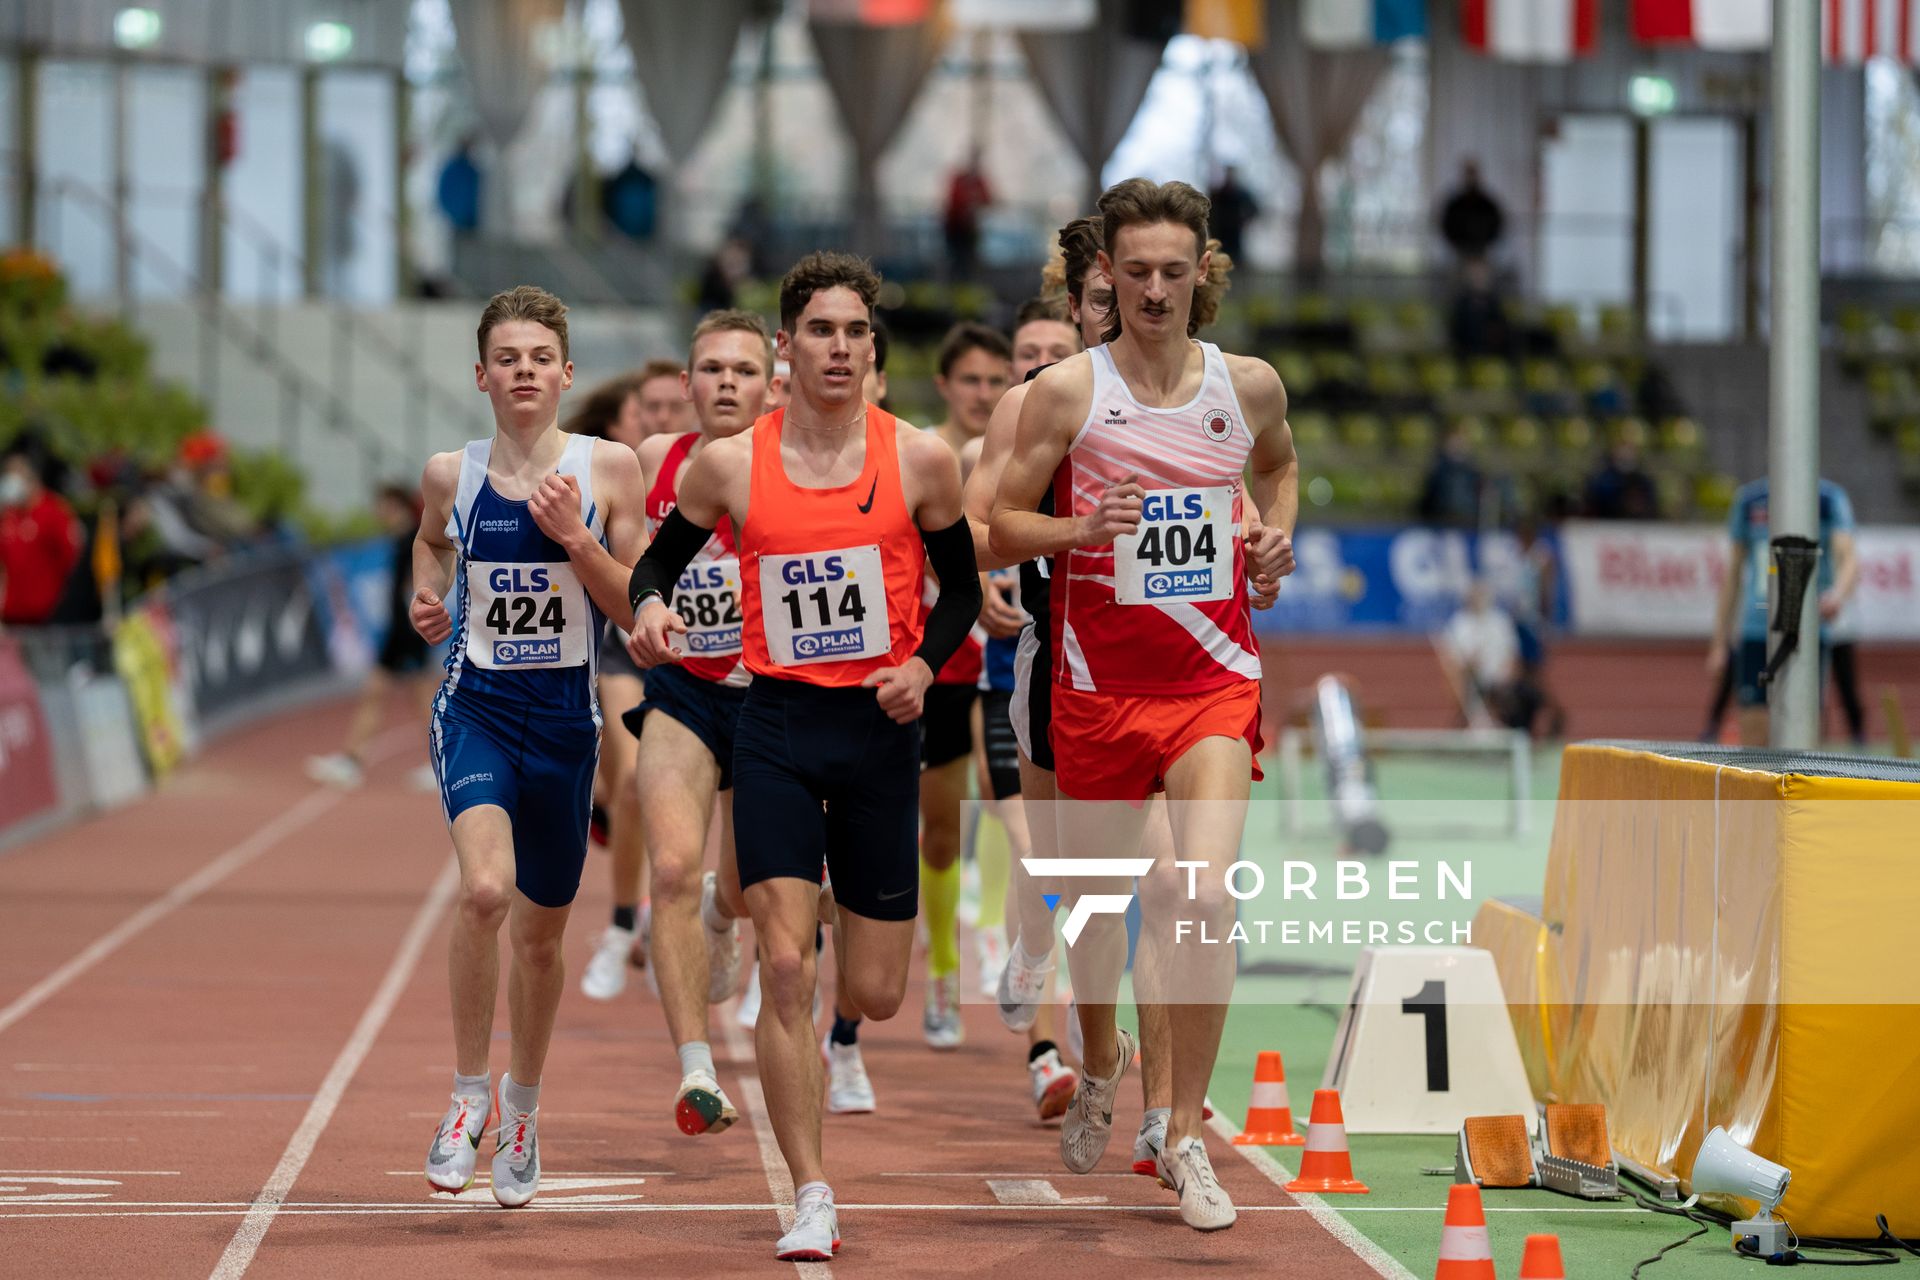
[628,508,713,613]
[914,516,983,673]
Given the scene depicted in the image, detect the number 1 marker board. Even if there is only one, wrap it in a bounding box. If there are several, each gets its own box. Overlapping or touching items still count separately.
[1320,946,1537,1135]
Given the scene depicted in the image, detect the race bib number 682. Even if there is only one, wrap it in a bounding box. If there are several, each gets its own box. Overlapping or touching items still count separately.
[758,544,890,666]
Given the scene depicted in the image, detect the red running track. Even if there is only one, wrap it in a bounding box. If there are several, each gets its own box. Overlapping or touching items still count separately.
[0,696,1391,1278]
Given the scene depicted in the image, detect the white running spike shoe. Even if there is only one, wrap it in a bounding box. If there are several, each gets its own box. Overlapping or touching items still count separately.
[702,872,742,1004]
[580,924,638,1001]
[1029,1047,1078,1122]
[922,972,964,1050]
[736,962,761,1029]
[775,1192,840,1261]
[424,1089,491,1192]
[490,1076,540,1208]
[975,929,1008,1001]
[996,935,1052,1033]
[1133,1110,1168,1178]
[674,1070,739,1136]
[1060,1026,1135,1174]
[1156,1135,1237,1231]
[823,1036,877,1114]
[305,752,363,789]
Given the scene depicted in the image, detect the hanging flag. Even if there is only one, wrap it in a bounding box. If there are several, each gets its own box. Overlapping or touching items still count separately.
[1826,0,1920,64]
[808,0,933,22]
[1185,0,1263,46]
[950,0,1095,27]
[1303,0,1426,47]
[1631,0,1770,49]
[1462,0,1598,61]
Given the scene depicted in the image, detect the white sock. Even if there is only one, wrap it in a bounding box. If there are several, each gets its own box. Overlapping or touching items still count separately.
[501,1074,539,1116]
[795,1180,833,1206]
[1142,1106,1171,1131]
[453,1070,490,1104]
[677,1041,715,1080]
[702,887,730,932]
[1016,935,1054,969]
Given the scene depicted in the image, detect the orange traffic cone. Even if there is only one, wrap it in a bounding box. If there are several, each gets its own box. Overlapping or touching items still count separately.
[1518,1234,1565,1278]
[1284,1089,1369,1193]
[1434,1183,1496,1280]
[1233,1051,1305,1146]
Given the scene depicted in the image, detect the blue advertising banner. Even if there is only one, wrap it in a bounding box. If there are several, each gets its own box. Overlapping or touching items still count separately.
[1252,526,1569,635]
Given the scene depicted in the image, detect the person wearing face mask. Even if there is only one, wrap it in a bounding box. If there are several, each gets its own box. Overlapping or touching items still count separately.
[0,444,81,628]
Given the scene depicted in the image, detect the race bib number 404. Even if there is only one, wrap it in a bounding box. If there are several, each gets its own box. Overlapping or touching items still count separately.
[758,544,890,666]
[464,561,592,669]
[673,556,744,657]
[1112,486,1236,605]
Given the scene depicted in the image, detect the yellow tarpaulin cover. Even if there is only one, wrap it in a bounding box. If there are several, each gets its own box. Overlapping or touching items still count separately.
[1475,744,1920,1238]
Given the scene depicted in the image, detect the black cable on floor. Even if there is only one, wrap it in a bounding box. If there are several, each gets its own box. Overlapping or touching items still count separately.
[1630,1221,1709,1277]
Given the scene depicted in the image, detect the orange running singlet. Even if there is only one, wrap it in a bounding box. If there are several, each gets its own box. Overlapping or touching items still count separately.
[739,406,925,687]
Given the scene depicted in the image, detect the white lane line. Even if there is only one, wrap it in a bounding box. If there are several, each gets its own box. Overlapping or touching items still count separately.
[207,855,458,1280]
[0,723,423,1038]
[717,1002,832,1278]
[0,1170,180,1176]
[0,1201,1659,1219]
[0,789,341,1037]
[1206,1110,1420,1280]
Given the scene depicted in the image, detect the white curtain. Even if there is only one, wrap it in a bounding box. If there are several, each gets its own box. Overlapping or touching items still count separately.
[448,0,565,153]
[1017,0,1169,208]
[618,0,756,168]
[808,15,950,253]
[1247,0,1388,275]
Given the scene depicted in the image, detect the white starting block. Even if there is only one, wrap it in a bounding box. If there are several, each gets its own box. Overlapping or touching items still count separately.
[1277,726,1532,839]
[1321,946,1537,1135]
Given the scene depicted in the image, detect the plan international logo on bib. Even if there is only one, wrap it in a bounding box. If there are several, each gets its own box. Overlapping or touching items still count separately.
[792,629,864,659]
[495,637,562,665]
[688,627,743,654]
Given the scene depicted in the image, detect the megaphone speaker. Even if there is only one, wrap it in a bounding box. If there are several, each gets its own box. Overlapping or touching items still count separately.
[1691,1126,1790,1210]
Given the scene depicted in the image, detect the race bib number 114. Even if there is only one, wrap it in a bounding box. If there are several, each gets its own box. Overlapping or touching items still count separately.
[758,544,890,666]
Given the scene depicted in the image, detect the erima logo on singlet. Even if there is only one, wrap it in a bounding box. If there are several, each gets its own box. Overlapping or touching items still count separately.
[495,637,562,665]
[1105,408,1128,426]
[478,518,520,533]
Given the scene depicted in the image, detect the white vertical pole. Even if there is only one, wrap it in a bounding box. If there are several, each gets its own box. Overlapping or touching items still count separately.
[1768,0,1821,750]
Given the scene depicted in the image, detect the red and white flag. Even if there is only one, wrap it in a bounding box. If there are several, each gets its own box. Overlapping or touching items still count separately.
[1462,0,1597,62]
[1826,0,1920,64]
[1634,0,1920,62]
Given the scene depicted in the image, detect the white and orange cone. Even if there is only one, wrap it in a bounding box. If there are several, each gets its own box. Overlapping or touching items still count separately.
[1233,1051,1305,1146]
[1518,1234,1564,1278]
[1435,1183,1496,1280]
[1283,1089,1369,1194]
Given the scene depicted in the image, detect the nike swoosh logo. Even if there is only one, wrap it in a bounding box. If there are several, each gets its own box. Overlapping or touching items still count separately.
[877,885,914,901]
[856,476,878,514]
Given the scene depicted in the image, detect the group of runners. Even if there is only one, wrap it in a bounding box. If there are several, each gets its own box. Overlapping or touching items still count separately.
[408,175,1299,1261]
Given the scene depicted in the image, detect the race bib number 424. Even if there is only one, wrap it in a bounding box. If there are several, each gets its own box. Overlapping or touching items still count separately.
[464,561,591,669]
[1112,486,1236,605]
[758,545,890,666]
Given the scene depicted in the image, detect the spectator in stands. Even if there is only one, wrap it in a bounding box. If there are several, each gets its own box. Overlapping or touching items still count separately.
[1507,515,1567,737]
[1208,165,1259,263]
[1417,421,1484,529]
[1440,159,1506,268]
[437,135,482,236]
[1583,439,1659,520]
[1448,257,1514,358]
[1438,579,1543,734]
[943,150,993,282]
[307,484,439,791]
[698,234,755,312]
[1706,476,1859,747]
[0,440,81,627]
